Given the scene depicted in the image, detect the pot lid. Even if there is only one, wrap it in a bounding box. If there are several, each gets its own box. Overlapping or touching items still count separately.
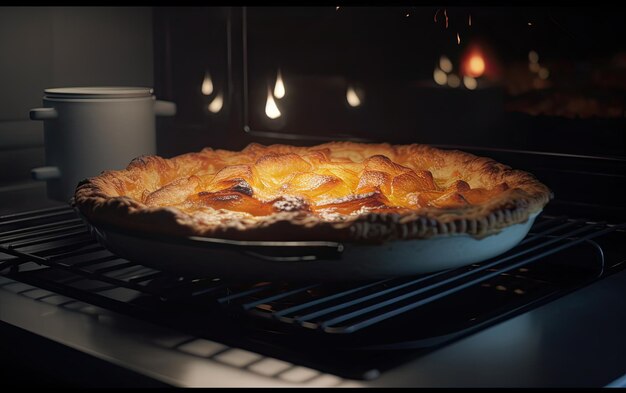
[44,87,153,99]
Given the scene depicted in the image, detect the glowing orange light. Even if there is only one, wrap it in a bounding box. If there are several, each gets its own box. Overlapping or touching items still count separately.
[466,54,486,77]
[460,41,500,81]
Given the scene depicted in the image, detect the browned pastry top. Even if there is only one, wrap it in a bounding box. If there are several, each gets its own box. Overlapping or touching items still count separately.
[74,142,552,242]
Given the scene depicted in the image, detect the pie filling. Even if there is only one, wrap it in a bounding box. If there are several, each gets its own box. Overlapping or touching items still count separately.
[74,142,553,241]
[136,149,510,221]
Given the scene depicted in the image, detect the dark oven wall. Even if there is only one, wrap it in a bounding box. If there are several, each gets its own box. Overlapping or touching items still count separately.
[153,6,626,221]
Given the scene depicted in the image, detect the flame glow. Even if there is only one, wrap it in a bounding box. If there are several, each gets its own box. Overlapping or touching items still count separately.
[538,67,550,80]
[274,69,285,99]
[528,50,539,64]
[208,92,223,113]
[460,43,496,80]
[463,76,477,90]
[457,32,461,45]
[439,56,453,73]
[433,68,447,85]
[346,85,362,107]
[466,54,485,77]
[201,71,214,96]
[265,87,281,119]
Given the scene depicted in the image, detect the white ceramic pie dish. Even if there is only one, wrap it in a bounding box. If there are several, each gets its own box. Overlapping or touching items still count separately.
[82,211,540,282]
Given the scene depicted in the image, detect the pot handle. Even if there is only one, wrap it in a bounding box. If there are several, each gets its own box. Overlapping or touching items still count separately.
[154,100,177,117]
[30,108,58,120]
[31,166,61,180]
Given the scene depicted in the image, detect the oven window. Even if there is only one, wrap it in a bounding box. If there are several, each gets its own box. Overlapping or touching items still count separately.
[153,7,231,157]
[154,7,625,157]
[241,6,625,156]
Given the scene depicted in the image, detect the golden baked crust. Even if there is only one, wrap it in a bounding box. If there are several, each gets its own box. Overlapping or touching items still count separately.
[73,142,552,243]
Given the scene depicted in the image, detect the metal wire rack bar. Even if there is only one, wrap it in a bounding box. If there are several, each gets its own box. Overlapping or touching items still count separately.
[322,227,616,333]
[220,220,621,333]
[1,207,623,335]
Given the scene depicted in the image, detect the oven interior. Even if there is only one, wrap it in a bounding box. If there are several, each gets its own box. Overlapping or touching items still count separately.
[1,6,625,386]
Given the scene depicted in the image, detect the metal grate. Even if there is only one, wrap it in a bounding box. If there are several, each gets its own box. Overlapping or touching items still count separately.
[216,217,624,334]
[1,206,624,337]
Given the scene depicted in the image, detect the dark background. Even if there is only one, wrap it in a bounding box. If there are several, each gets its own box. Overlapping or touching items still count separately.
[153,6,626,157]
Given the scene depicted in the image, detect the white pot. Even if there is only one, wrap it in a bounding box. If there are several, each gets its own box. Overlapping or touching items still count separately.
[30,87,176,202]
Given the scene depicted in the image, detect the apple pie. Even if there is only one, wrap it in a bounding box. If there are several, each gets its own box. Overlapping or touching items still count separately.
[73,142,552,243]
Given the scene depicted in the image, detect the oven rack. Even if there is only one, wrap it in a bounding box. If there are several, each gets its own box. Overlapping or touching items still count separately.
[0,205,624,336]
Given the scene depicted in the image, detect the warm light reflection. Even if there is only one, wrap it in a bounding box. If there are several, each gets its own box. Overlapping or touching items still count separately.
[529,62,540,73]
[433,68,447,85]
[528,50,539,64]
[346,85,362,107]
[466,53,485,78]
[532,79,544,89]
[463,76,477,90]
[201,71,214,96]
[447,74,461,88]
[439,56,453,73]
[208,92,223,113]
[274,69,285,99]
[265,87,281,119]
[538,67,550,80]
